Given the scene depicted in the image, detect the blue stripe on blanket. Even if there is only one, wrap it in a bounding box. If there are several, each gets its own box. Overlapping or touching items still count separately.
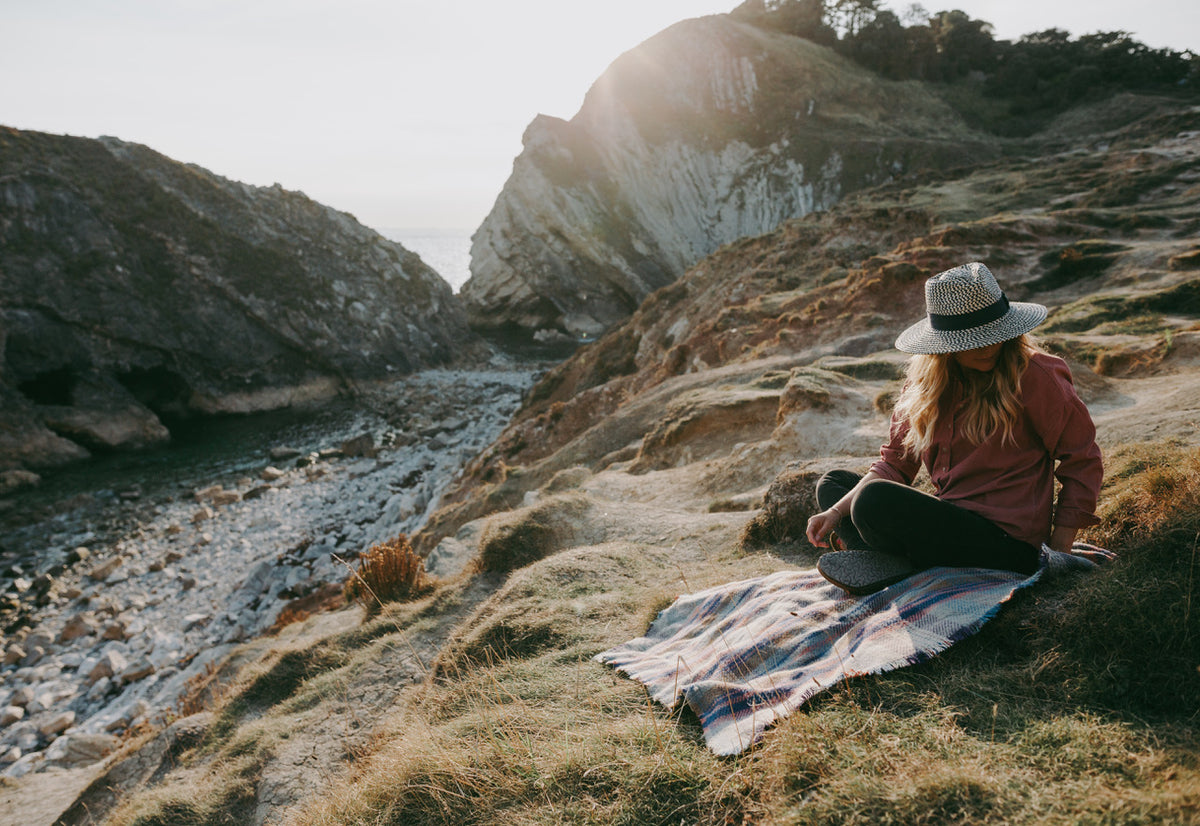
[595,553,1091,755]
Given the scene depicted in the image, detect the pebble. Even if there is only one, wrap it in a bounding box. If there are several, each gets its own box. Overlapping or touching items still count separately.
[0,368,535,777]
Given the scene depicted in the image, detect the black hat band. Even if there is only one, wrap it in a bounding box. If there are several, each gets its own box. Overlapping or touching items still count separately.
[928,293,1010,332]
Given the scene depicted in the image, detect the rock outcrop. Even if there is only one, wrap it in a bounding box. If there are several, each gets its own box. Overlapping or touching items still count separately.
[460,14,996,340]
[0,128,482,469]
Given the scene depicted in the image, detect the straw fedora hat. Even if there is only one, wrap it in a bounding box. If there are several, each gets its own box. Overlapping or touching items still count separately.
[895,262,1047,354]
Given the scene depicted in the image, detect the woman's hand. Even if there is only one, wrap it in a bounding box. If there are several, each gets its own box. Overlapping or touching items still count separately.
[806,508,843,548]
[1049,524,1078,553]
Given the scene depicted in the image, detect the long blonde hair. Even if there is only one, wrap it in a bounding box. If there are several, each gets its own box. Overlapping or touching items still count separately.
[894,334,1043,459]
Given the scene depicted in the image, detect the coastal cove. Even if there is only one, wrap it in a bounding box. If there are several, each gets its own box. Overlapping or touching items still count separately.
[0,367,536,780]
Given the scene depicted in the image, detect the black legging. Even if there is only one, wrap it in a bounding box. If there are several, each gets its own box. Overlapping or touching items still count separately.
[816,470,1041,575]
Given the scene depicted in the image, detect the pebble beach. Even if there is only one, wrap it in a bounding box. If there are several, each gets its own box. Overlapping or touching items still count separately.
[0,367,535,778]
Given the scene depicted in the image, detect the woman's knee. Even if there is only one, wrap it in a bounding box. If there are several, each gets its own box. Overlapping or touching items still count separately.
[848,479,911,551]
[815,469,862,510]
[850,479,908,518]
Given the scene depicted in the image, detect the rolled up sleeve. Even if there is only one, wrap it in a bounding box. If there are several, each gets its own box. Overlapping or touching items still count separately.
[870,412,921,485]
[1024,358,1103,530]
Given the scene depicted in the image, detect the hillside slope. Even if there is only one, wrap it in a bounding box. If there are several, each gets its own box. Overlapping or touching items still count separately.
[0,128,482,471]
[461,14,996,340]
[33,98,1200,826]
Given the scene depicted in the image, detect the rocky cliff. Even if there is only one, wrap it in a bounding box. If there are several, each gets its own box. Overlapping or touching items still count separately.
[460,14,996,340]
[25,98,1200,826]
[0,128,482,470]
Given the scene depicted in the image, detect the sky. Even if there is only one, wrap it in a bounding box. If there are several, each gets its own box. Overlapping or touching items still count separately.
[2,1,1197,234]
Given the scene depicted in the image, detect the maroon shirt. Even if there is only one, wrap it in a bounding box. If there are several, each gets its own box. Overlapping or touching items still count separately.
[870,352,1103,547]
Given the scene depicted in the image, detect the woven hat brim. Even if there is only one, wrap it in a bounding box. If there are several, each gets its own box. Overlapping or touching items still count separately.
[895,302,1048,354]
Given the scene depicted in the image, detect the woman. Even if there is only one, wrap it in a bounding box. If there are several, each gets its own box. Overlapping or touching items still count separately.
[806,262,1103,594]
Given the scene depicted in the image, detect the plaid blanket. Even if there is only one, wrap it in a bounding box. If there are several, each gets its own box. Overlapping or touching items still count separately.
[595,547,1112,755]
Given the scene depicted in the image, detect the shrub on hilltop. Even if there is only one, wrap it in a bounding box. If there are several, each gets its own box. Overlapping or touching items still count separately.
[734,0,1199,134]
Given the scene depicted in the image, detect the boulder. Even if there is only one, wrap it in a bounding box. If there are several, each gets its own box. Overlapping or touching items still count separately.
[55,732,119,767]
[0,705,24,726]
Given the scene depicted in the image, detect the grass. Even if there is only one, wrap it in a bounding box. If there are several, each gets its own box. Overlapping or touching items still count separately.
[93,443,1200,825]
[285,456,1200,825]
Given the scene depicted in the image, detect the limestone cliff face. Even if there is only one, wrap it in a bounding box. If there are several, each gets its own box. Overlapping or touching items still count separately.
[0,128,480,469]
[461,15,995,340]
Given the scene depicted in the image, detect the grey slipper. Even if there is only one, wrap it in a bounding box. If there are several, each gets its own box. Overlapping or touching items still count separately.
[817,550,917,595]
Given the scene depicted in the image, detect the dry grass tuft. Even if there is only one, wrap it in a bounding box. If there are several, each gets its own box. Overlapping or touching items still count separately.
[343,534,430,618]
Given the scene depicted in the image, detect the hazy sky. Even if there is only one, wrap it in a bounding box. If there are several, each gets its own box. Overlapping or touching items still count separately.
[2,1,1197,233]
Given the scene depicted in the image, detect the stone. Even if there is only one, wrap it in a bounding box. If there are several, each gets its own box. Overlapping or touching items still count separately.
[20,646,45,667]
[183,613,211,631]
[5,751,43,778]
[119,657,155,683]
[57,732,119,766]
[165,523,184,535]
[1,705,24,726]
[212,490,241,506]
[39,710,75,737]
[240,560,274,596]
[3,645,26,666]
[10,577,31,594]
[192,505,215,523]
[66,546,91,564]
[87,650,128,684]
[242,485,272,500]
[340,432,376,458]
[194,484,224,502]
[0,469,41,495]
[59,614,99,643]
[10,686,34,707]
[101,620,128,641]
[86,676,112,701]
[13,725,39,752]
[261,466,286,481]
[0,746,20,764]
[270,446,301,461]
[88,556,125,581]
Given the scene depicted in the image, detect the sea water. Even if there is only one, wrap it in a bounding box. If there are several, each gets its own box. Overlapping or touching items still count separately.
[380,227,472,292]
